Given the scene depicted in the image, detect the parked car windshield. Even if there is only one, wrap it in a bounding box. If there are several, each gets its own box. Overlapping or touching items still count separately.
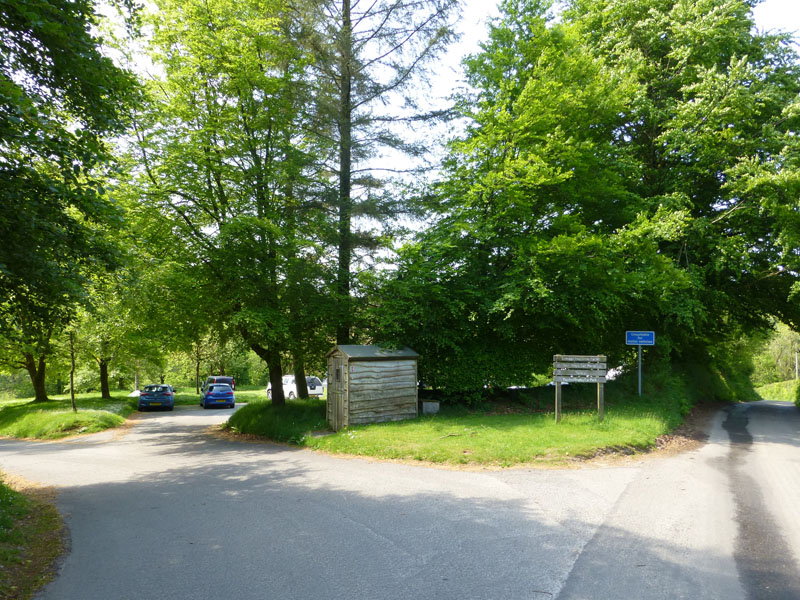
[144,385,170,393]
[307,377,322,387]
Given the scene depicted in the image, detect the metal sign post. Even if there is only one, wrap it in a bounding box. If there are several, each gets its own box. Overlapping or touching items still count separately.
[626,331,655,396]
[638,344,642,396]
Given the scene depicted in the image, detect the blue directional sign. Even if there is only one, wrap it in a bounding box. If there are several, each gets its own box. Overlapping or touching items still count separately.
[626,331,655,346]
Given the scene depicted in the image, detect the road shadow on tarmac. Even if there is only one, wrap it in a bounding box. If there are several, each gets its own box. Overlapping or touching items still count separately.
[28,406,800,600]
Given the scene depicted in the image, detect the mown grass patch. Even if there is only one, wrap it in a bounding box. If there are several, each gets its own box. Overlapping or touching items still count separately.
[229,388,269,403]
[0,392,132,440]
[225,373,690,466]
[306,404,674,465]
[0,473,63,599]
[171,392,201,407]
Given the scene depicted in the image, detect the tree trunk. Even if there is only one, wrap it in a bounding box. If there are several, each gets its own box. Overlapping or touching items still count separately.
[70,332,77,413]
[293,353,309,399]
[99,358,111,400]
[254,344,285,407]
[287,241,309,400]
[241,328,285,407]
[267,350,285,407]
[23,352,48,402]
[336,0,353,345]
[195,355,201,394]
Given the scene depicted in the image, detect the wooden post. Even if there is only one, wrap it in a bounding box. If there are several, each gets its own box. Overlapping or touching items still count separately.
[69,331,77,414]
[553,354,606,423]
[555,382,562,423]
[597,381,604,422]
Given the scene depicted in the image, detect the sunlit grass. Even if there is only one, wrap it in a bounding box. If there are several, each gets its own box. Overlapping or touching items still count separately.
[226,397,327,444]
[0,376,689,464]
[0,392,132,440]
[0,472,63,599]
[0,384,266,440]
[306,405,672,465]
[227,381,684,466]
[230,388,270,403]
[0,475,29,564]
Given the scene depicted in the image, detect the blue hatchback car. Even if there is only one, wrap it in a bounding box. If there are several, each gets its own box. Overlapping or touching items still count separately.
[138,384,175,411]
[201,383,235,409]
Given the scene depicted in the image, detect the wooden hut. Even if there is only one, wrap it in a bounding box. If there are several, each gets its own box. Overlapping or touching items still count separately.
[326,345,419,431]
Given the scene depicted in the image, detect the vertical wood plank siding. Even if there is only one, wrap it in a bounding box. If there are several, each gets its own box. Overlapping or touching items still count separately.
[326,351,349,431]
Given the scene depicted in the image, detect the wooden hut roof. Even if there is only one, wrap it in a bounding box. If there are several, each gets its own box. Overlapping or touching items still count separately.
[326,345,419,361]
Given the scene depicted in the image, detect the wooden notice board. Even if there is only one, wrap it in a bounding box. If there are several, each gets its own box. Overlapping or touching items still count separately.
[553,355,607,423]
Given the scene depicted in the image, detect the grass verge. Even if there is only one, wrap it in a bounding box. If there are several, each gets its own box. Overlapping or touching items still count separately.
[0,386,262,440]
[309,405,673,465]
[0,473,63,599]
[226,397,328,444]
[227,371,698,466]
[0,392,133,440]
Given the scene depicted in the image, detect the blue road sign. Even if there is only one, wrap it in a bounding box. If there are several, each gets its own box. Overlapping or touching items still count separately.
[626,331,655,346]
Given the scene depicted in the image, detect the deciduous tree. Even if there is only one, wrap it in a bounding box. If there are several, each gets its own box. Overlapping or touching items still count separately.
[373,0,800,395]
[134,0,333,405]
[0,0,137,400]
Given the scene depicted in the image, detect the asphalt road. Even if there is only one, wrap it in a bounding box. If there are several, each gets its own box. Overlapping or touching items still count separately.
[1,400,799,600]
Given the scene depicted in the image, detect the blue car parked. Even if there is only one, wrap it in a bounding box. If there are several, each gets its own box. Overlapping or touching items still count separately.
[138,384,175,411]
[201,383,235,409]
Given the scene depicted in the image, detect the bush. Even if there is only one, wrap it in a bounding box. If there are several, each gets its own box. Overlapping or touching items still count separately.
[754,379,800,403]
[226,398,327,444]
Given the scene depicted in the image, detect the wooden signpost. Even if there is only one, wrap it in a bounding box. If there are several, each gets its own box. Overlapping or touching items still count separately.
[553,355,607,423]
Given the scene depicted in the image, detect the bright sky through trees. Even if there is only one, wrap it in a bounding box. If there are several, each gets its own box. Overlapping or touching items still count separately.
[450,0,800,79]
[417,0,800,155]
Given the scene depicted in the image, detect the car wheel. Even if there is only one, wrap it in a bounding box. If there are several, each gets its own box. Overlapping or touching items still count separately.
[202,402,207,409]
[168,406,174,411]
[288,392,296,399]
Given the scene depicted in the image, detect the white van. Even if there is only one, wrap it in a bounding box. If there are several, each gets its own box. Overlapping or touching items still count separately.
[266,375,324,399]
